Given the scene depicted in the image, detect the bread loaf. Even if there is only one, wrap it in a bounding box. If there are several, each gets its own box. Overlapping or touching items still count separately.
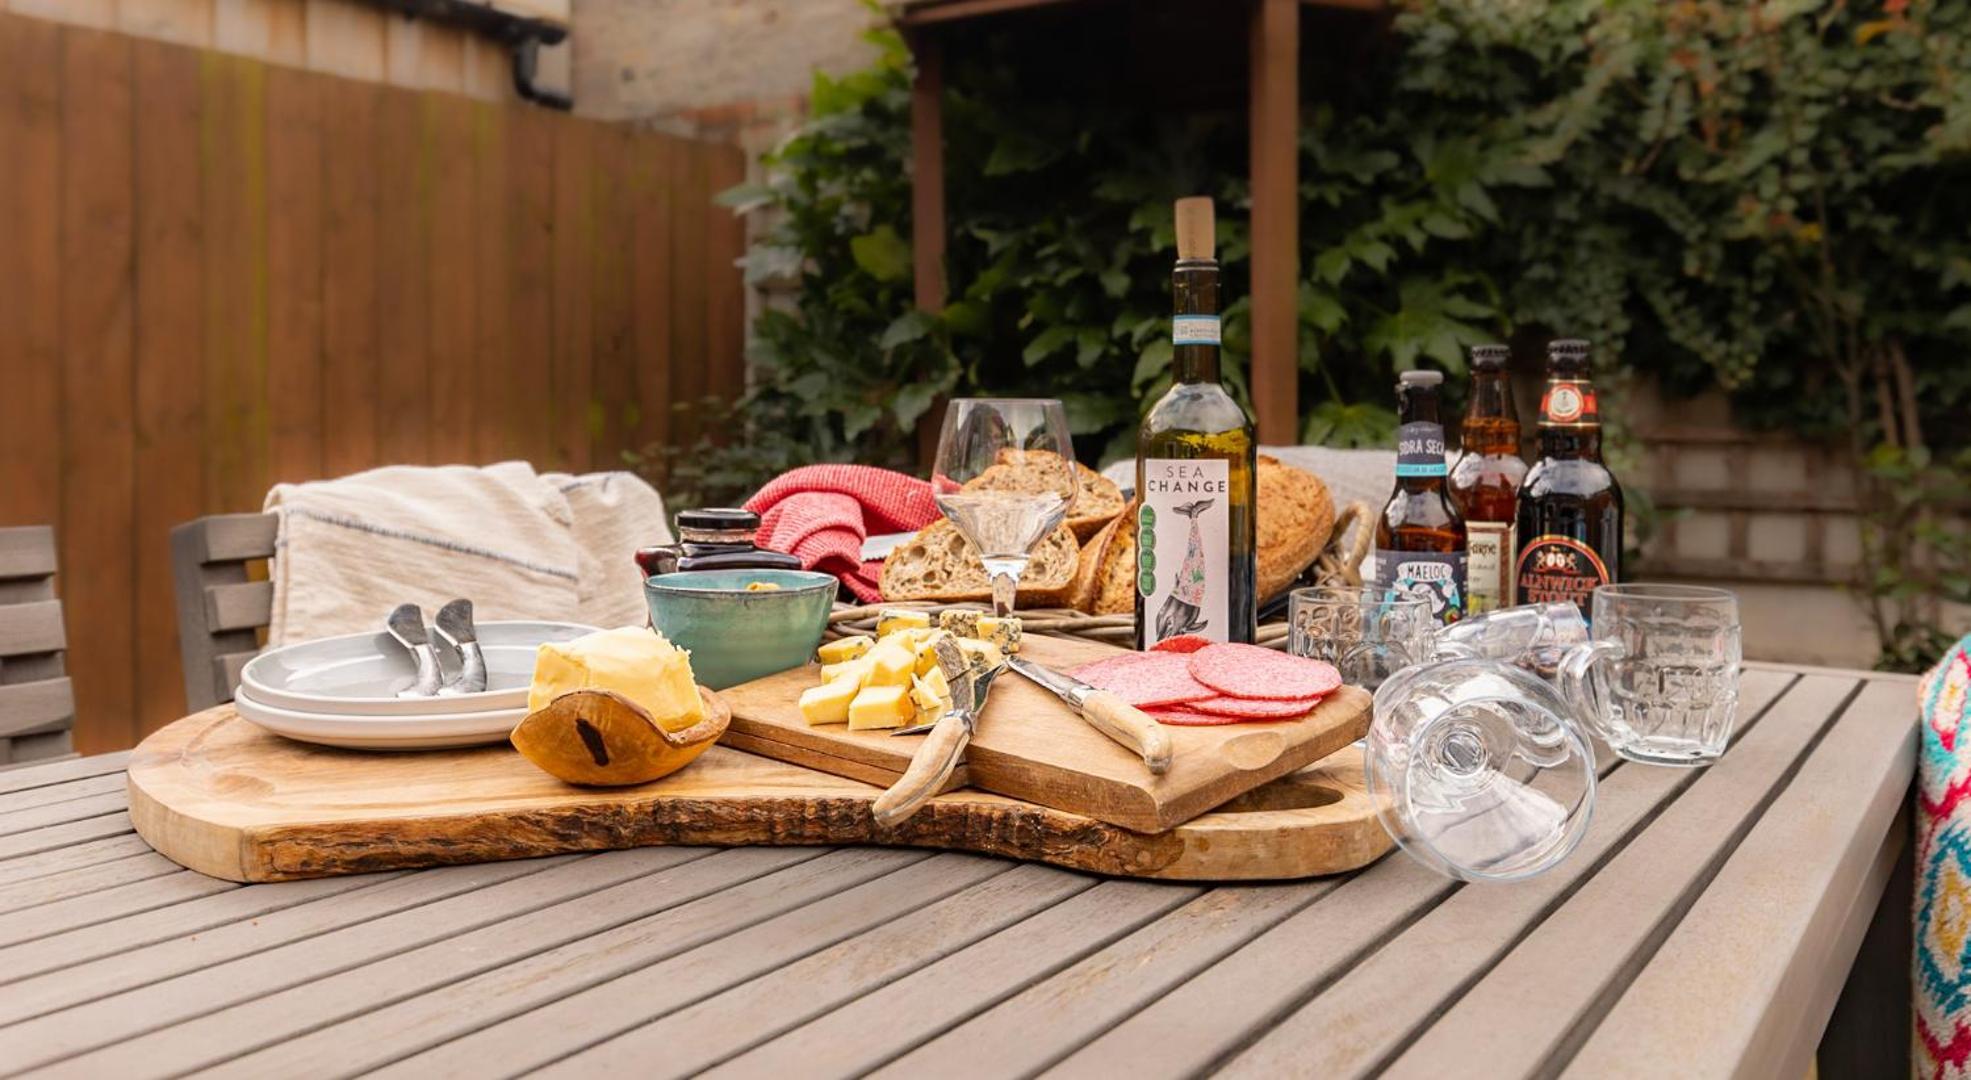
[878,518,1082,605]
[962,451,1125,541]
[1092,500,1137,616]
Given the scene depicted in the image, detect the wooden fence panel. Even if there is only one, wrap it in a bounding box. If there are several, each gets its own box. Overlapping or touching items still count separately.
[0,11,749,753]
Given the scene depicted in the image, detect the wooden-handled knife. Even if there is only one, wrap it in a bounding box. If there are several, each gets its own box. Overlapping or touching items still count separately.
[1006,656,1173,775]
[871,640,1001,828]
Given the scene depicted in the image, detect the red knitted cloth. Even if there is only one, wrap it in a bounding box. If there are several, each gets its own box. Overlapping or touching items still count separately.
[743,465,939,602]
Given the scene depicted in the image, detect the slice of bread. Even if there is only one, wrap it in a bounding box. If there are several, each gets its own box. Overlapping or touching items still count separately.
[1093,499,1138,616]
[961,451,1125,541]
[1068,510,1126,613]
[1257,455,1335,603]
[878,518,1082,606]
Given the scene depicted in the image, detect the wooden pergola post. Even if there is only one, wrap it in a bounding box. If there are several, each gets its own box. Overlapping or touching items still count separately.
[907,28,948,463]
[1248,0,1300,445]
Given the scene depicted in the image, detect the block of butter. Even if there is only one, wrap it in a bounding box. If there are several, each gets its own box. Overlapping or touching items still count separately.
[527,626,705,733]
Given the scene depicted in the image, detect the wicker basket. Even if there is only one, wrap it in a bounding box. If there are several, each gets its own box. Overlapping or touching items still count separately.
[828,500,1374,652]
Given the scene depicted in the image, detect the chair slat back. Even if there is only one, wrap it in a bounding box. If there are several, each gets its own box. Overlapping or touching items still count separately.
[0,527,73,766]
[170,513,278,711]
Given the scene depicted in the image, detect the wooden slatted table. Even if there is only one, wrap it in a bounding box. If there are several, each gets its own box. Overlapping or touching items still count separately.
[0,662,1915,1078]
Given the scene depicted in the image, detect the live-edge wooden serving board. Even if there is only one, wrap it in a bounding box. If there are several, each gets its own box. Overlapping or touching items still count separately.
[720,634,1372,833]
[127,707,1392,884]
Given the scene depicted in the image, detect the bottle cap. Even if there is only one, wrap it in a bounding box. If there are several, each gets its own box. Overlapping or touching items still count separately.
[1469,344,1510,370]
[675,508,761,533]
[1398,369,1445,389]
[1548,338,1591,359]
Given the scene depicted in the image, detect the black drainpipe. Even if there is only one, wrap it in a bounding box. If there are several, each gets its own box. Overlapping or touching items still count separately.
[368,0,573,111]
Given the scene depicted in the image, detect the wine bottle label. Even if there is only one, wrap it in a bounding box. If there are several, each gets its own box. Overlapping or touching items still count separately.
[1138,459,1231,644]
[1394,422,1448,477]
[1516,534,1611,617]
[1172,315,1221,346]
[1539,380,1600,426]
[1466,521,1514,614]
[1374,549,1467,626]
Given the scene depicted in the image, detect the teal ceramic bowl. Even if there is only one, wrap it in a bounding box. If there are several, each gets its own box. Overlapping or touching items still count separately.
[643,569,838,690]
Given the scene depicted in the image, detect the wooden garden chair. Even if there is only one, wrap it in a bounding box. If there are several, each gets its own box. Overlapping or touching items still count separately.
[0,526,75,767]
[169,513,277,712]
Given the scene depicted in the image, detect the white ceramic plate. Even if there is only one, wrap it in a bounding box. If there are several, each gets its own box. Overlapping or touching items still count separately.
[232,688,527,751]
[239,621,599,717]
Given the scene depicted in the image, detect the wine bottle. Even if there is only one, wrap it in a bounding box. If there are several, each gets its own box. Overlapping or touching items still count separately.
[1135,197,1258,649]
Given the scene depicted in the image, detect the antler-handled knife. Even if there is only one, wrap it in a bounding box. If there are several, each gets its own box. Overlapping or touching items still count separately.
[871,639,1000,828]
[1007,656,1173,775]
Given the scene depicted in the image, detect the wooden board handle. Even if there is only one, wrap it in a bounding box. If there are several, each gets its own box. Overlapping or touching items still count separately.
[1079,690,1173,775]
[872,711,971,828]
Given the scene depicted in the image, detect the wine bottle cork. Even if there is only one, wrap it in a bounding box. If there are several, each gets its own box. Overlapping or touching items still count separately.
[1174,197,1215,261]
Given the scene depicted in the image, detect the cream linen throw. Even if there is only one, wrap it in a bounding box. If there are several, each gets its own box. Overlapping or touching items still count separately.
[263,462,671,646]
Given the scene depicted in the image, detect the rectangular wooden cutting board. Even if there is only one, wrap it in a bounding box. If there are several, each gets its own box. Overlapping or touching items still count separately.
[126,708,1391,884]
[718,634,1371,833]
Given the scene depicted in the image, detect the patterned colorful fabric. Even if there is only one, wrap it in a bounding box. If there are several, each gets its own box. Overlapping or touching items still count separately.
[1919,636,1971,1077]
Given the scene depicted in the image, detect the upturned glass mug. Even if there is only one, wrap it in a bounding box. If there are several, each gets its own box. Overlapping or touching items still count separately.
[1557,583,1742,766]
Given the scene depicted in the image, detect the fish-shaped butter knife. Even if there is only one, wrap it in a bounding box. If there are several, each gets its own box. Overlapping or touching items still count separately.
[386,603,444,698]
[434,599,487,696]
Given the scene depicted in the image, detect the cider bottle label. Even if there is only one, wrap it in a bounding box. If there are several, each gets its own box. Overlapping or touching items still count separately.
[1374,549,1467,626]
[1539,380,1600,426]
[1516,534,1611,615]
[1394,421,1449,477]
[1138,458,1231,644]
[1465,521,1515,614]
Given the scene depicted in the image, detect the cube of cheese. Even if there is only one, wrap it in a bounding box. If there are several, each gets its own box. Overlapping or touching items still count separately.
[527,626,704,733]
[817,635,874,665]
[910,666,950,717]
[799,676,860,726]
[911,630,952,676]
[976,616,1022,654]
[954,638,1004,675]
[937,609,983,639]
[877,609,932,638]
[847,684,915,730]
[818,656,873,685]
[864,637,917,688]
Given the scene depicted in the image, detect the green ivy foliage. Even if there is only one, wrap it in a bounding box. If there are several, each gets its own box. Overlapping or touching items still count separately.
[642,0,1971,665]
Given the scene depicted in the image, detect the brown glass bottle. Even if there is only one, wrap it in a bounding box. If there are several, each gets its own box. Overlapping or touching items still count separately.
[1450,345,1528,615]
[1375,369,1467,625]
[1514,339,1624,619]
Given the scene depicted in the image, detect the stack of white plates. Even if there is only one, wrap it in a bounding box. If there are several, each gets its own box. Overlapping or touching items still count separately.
[232,621,599,750]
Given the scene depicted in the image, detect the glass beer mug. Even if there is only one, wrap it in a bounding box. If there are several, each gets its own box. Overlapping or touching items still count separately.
[1557,584,1742,766]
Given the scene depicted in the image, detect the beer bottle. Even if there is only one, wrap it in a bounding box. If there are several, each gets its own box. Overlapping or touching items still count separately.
[1449,344,1528,615]
[1375,370,1467,625]
[1515,338,1624,619]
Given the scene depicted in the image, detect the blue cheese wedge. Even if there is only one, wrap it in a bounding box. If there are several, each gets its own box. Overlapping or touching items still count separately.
[976,616,1022,654]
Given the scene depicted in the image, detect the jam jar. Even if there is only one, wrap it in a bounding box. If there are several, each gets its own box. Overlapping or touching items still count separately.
[634,508,804,579]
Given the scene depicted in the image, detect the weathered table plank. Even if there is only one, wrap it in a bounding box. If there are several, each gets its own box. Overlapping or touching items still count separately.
[708,879,1201,1079]
[1564,676,1918,1078]
[0,663,1918,1078]
[220,848,895,1079]
[1054,667,1799,1080]
[1377,671,1864,1078]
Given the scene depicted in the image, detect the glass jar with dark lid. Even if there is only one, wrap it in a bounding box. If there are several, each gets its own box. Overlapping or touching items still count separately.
[634,508,805,579]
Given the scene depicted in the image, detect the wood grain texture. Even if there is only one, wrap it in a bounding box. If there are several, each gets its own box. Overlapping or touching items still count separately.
[721,634,1372,832]
[126,705,1388,884]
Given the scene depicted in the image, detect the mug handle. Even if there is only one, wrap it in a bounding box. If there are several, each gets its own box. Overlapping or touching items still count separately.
[1557,639,1625,744]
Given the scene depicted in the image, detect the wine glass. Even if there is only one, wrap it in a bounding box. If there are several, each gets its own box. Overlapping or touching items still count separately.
[931,399,1077,616]
[1366,657,1597,881]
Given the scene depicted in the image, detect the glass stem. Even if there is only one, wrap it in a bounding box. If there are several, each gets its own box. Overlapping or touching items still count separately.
[988,569,1019,617]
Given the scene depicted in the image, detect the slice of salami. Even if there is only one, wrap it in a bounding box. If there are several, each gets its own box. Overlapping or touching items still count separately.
[1070,652,1216,708]
[1183,694,1324,719]
[1188,643,1343,700]
[1148,707,1293,727]
[1149,634,1214,655]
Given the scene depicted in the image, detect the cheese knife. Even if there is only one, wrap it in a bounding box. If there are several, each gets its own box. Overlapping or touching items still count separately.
[385,603,444,698]
[433,599,487,696]
[872,639,999,828]
[1007,656,1173,775]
